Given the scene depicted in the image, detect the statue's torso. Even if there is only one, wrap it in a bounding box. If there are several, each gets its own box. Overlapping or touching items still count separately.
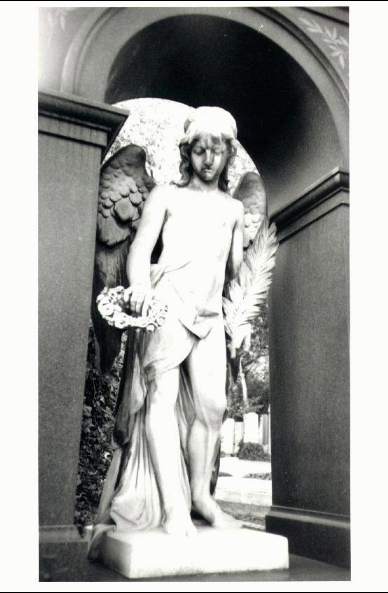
[156,186,236,337]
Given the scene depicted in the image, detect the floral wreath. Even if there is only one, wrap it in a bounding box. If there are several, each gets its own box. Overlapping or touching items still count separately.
[97,286,168,332]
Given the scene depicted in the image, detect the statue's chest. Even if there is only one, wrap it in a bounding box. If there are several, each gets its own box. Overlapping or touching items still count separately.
[166,202,231,241]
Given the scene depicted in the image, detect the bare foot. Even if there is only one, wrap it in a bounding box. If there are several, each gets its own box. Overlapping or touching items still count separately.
[192,495,242,529]
[163,507,197,537]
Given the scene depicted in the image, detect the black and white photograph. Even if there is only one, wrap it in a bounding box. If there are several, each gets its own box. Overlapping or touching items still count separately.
[37,3,351,582]
[3,1,388,590]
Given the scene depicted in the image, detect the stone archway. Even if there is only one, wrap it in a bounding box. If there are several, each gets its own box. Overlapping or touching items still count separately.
[39,6,349,570]
[60,7,348,214]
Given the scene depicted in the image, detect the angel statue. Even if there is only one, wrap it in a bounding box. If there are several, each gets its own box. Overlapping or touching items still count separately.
[89,107,278,558]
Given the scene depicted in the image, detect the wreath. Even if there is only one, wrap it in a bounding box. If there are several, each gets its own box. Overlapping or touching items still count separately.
[97,286,168,332]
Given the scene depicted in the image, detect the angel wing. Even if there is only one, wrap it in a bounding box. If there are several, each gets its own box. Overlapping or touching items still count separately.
[233,171,267,249]
[92,144,156,373]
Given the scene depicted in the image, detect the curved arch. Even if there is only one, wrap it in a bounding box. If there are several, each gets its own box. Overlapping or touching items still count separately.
[61,7,348,214]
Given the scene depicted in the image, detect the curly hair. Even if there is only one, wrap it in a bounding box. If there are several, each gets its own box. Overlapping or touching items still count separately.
[175,136,237,192]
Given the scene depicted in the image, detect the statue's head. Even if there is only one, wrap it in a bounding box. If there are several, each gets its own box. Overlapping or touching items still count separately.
[177,107,238,191]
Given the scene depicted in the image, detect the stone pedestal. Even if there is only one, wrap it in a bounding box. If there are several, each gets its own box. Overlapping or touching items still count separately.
[93,526,289,579]
[39,90,127,545]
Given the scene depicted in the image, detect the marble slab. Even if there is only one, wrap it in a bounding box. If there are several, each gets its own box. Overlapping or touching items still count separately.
[94,525,289,579]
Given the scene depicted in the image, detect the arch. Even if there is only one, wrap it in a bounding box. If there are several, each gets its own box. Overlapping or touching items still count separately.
[61,7,348,216]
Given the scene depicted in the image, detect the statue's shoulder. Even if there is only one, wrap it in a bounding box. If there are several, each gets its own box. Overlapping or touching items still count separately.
[149,182,180,201]
[220,191,244,219]
[146,184,179,211]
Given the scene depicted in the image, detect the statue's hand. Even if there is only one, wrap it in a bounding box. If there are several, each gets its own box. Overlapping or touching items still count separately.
[124,285,153,316]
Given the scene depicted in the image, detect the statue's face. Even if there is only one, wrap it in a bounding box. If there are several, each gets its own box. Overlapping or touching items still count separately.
[190,134,229,184]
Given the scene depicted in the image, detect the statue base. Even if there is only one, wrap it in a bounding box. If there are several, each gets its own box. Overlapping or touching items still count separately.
[92,525,289,579]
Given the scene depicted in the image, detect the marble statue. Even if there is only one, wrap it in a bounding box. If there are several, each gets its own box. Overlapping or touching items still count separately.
[89,107,278,559]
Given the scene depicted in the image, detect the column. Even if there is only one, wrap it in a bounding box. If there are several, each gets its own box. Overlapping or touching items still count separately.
[265,168,350,567]
[39,90,127,546]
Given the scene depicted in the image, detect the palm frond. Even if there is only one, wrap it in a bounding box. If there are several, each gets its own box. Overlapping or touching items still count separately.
[223,220,278,339]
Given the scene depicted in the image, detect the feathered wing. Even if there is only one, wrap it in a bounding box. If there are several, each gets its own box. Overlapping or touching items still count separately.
[233,171,267,248]
[92,144,156,374]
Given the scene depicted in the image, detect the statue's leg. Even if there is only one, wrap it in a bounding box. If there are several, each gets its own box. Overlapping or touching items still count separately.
[145,367,197,536]
[186,322,241,528]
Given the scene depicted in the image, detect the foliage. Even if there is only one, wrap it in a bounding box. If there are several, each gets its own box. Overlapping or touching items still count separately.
[74,325,124,533]
[237,442,271,462]
[226,302,270,420]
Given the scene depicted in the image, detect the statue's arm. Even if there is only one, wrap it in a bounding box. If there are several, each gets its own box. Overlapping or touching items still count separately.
[226,201,244,281]
[126,186,167,314]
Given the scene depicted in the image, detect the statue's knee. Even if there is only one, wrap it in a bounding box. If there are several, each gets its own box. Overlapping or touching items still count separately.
[200,395,226,429]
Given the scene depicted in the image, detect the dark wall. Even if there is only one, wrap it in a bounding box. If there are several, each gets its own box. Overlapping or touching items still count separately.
[39,126,101,526]
[270,202,349,516]
[267,184,350,566]
[39,93,127,535]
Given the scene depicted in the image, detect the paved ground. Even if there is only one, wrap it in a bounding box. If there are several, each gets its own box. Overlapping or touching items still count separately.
[219,455,272,478]
[215,456,272,508]
[217,500,270,529]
